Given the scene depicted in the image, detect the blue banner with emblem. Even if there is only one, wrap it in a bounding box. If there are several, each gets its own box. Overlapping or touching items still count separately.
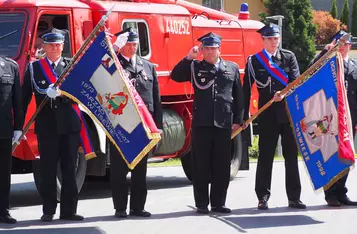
[285,54,355,191]
[59,31,161,169]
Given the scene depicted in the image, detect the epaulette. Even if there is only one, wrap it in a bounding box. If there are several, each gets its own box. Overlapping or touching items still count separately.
[63,57,72,62]
[3,57,18,66]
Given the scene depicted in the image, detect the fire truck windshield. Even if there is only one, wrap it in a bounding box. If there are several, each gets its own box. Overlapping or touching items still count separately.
[0,12,26,58]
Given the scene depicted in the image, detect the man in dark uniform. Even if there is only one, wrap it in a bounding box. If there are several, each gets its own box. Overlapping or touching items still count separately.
[110,27,163,218]
[243,23,306,210]
[171,32,244,214]
[22,28,84,221]
[310,30,357,207]
[0,55,23,224]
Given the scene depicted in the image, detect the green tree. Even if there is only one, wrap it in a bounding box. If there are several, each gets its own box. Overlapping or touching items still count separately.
[331,0,338,19]
[264,0,316,72]
[340,0,350,29]
[352,0,357,35]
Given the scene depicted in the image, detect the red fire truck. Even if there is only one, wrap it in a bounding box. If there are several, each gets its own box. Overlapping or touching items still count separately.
[0,0,263,196]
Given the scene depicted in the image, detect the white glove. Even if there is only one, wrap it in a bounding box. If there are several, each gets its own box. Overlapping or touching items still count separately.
[114,32,129,50]
[46,84,61,99]
[12,130,22,145]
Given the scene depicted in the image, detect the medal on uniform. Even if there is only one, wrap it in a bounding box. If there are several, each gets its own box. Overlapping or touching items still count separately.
[60,61,65,66]
[41,80,46,84]
[142,70,148,80]
[198,73,201,76]
[0,61,4,67]
[201,78,205,82]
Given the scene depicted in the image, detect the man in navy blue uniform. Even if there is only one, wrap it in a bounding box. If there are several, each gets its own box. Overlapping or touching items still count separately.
[171,32,244,214]
[0,54,23,224]
[22,28,84,222]
[243,23,306,210]
[110,27,163,218]
[311,30,357,207]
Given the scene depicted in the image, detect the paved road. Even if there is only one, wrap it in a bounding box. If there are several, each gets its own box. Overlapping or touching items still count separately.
[1,161,357,234]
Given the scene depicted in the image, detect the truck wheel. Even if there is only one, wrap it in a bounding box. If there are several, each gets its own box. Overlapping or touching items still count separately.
[33,149,87,201]
[180,133,243,181]
[180,151,193,181]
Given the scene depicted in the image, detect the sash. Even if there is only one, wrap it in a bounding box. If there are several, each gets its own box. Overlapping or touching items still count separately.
[254,50,288,86]
[38,58,96,160]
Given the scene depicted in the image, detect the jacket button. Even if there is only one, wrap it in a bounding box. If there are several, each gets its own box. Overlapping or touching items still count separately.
[215,91,218,94]
[54,106,57,108]
[214,99,217,101]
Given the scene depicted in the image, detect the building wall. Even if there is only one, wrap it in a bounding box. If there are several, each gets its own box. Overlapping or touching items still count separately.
[185,0,266,20]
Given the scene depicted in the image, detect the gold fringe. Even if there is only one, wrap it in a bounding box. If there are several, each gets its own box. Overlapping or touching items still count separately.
[85,152,97,160]
[323,167,350,191]
[61,91,161,169]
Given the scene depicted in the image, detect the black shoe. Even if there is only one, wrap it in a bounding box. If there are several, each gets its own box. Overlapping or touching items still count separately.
[258,200,268,210]
[0,214,17,224]
[129,209,151,217]
[327,199,342,207]
[59,214,84,221]
[115,210,128,218]
[40,214,54,222]
[339,197,357,206]
[196,207,209,214]
[211,206,231,213]
[288,200,307,209]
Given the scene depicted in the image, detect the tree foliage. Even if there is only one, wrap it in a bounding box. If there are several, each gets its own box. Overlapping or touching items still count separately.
[331,0,338,19]
[313,10,347,45]
[263,0,316,72]
[352,0,357,35]
[340,0,350,29]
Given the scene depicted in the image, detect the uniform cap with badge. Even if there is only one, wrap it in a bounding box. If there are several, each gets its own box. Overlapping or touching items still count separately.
[39,28,66,44]
[114,27,139,50]
[331,30,354,44]
[197,32,222,48]
[257,23,280,38]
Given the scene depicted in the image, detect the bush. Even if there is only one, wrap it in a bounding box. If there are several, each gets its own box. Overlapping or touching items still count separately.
[248,135,259,158]
[313,10,347,45]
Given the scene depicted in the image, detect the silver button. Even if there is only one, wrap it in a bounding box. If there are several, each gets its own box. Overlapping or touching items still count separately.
[214,99,217,101]
[215,84,217,86]
[54,106,57,108]
[215,91,218,94]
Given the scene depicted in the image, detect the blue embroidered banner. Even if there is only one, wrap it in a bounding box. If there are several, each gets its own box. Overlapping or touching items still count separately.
[285,54,355,191]
[60,31,161,169]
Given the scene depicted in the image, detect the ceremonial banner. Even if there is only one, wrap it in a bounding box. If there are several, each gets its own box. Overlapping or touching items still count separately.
[285,54,355,191]
[59,31,161,169]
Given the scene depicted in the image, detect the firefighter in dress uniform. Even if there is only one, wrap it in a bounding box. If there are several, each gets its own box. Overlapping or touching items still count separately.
[110,27,163,218]
[310,30,357,207]
[243,23,306,210]
[22,28,84,222]
[171,32,244,214]
[0,55,23,224]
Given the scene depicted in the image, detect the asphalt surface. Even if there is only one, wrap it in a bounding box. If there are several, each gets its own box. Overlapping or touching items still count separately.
[1,161,357,234]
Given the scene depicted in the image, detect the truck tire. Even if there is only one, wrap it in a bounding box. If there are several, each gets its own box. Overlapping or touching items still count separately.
[33,149,87,201]
[180,133,243,181]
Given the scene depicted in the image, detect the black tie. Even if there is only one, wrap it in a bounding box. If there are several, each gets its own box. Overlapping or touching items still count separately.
[271,55,276,62]
[51,62,56,70]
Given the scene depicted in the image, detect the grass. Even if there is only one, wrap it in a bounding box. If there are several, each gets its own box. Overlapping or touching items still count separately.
[148,158,182,167]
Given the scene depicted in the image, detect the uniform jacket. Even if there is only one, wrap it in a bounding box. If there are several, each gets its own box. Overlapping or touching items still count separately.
[171,57,244,129]
[243,49,300,123]
[117,53,163,129]
[311,49,357,123]
[0,57,23,138]
[22,57,81,136]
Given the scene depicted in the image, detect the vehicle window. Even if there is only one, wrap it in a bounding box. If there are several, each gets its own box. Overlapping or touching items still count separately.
[0,13,26,58]
[123,21,150,58]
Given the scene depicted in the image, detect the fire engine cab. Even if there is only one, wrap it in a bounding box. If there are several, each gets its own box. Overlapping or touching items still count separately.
[0,0,263,197]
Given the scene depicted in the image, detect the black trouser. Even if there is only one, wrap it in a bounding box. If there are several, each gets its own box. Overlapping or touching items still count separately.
[37,132,79,216]
[255,119,301,201]
[324,112,356,201]
[191,126,232,208]
[110,143,149,211]
[0,138,12,215]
